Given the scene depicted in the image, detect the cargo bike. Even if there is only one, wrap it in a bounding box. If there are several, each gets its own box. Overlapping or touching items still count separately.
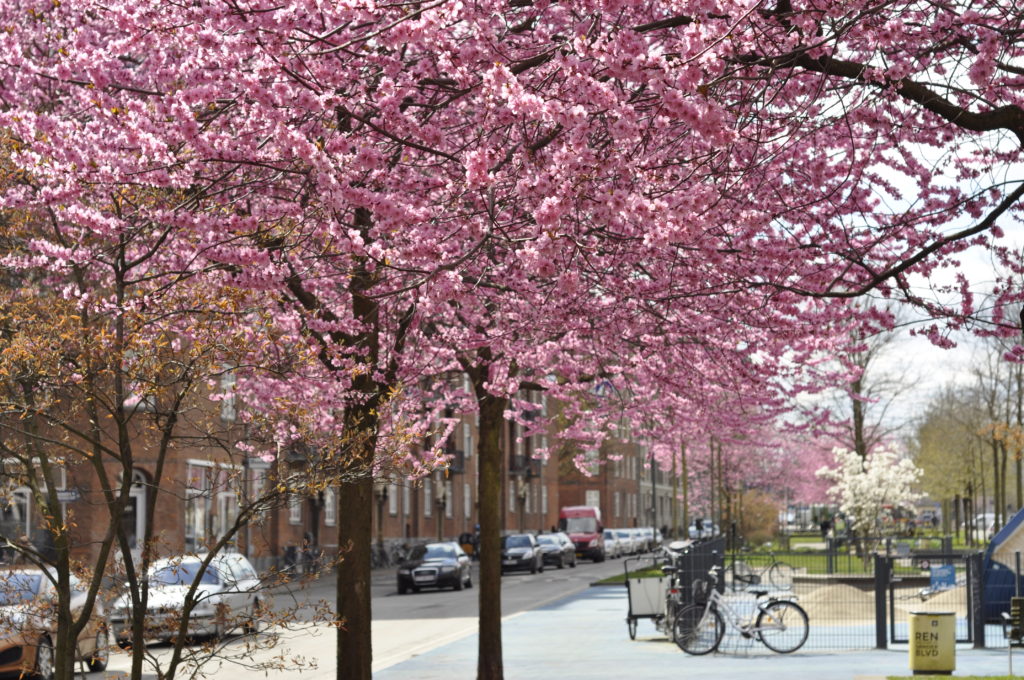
[623,554,685,640]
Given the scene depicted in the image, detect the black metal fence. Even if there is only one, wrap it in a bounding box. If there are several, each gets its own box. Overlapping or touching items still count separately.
[625,536,1006,652]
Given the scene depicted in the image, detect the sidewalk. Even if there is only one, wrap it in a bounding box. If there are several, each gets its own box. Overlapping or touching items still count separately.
[373,586,1015,679]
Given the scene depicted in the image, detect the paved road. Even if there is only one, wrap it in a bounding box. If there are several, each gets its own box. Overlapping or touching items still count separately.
[97,552,640,678]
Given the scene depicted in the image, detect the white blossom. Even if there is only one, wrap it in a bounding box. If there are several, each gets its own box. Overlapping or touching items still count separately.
[816,447,923,535]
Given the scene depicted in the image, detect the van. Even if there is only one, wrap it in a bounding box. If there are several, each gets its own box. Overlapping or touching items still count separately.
[558,506,606,562]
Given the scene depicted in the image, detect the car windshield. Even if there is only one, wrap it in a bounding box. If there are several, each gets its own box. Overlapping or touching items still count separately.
[536,536,557,545]
[503,535,532,548]
[616,530,630,538]
[563,517,597,533]
[412,544,456,560]
[0,573,40,605]
[603,531,614,538]
[151,562,220,586]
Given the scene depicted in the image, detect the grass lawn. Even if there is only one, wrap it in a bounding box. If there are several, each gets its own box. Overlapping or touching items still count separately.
[595,566,666,585]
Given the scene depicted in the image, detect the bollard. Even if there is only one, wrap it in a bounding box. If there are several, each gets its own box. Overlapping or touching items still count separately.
[908,612,955,675]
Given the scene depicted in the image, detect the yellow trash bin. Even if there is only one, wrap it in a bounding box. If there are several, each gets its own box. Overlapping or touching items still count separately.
[909,611,955,675]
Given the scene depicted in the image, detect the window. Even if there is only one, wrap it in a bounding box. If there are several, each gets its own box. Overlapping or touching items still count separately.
[463,424,473,460]
[585,489,600,508]
[288,494,302,525]
[524,483,531,514]
[402,485,410,515]
[389,483,398,516]
[324,488,336,526]
[219,369,237,422]
[445,481,453,518]
[508,486,515,514]
[463,482,471,518]
[0,488,31,539]
[217,492,239,545]
[614,492,620,517]
[122,350,155,412]
[424,479,432,518]
[541,485,548,514]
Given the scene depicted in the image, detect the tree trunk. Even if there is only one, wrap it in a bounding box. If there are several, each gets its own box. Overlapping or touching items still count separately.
[671,445,680,539]
[681,442,689,536]
[336,226,381,680]
[476,390,507,680]
[337,475,374,680]
[851,375,867,459]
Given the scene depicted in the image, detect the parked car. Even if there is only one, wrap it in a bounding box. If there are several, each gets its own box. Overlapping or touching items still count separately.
[615,529,637,555]
[637,527,655,552]
[109,552,262,647]
[396,542,472,593]
[602,530,623,559]
[629,528,647,553]
[0,567,109,679]
[688,519,720,540]
[501,533,544,574]
[537,533,577,569]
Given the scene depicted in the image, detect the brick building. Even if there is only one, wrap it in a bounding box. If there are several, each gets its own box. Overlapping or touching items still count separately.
[3,383,683,570]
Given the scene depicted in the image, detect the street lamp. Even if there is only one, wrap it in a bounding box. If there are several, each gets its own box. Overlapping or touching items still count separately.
[435,474,447,541]
[373,478,388,550]
[516,476,528,532]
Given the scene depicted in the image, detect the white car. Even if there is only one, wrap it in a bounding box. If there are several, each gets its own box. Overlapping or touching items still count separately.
[615,529,637,555]
[110,552,264,646]
[603,530,623,558]
[688,520,720,540]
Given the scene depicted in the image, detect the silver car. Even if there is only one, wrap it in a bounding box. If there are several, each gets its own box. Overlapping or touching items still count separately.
[110,552,263,646]
[614,529,636,555]
[602,530,622,558]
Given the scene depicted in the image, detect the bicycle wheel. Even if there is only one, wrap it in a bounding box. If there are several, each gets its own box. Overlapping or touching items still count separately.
[673,604,724,655]
[731,560,757,589]
[768,561,795,590]
[756,600,808,653]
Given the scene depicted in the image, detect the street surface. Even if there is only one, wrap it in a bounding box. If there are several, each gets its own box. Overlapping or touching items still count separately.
[98,555,630,678]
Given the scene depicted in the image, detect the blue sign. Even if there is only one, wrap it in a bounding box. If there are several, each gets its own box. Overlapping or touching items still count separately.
[930,564,956,590]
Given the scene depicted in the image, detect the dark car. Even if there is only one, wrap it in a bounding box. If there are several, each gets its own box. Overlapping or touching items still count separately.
[501,534,543,574]
[536,533,577,569]
[396,542,472,594]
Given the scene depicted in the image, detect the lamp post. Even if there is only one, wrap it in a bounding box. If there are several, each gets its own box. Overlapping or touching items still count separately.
[373,478,388,550]
[435,474,447,541]
[516,475,528,532]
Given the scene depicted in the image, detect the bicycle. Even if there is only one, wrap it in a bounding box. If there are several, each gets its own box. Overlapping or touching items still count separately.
[674,565,809,655]
[371,543,392,570]
[729,550,796,591]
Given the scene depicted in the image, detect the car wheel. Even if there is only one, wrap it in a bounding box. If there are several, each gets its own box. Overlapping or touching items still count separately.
[243,599,262,635]
[557,555,564,569]
[411,585,420,593]
[571,555,577,568]
[466,574,473,588]
[34,636,54,680]
[454,573,464,591]
[398,581,408,595]
[88,627,110,672]
[530,561,537,574]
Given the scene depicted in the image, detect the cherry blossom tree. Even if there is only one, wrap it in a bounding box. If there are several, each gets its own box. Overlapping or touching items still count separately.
[4,2,1024,680]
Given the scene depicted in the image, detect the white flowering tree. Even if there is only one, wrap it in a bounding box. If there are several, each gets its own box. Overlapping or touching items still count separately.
[817,448,923,558]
